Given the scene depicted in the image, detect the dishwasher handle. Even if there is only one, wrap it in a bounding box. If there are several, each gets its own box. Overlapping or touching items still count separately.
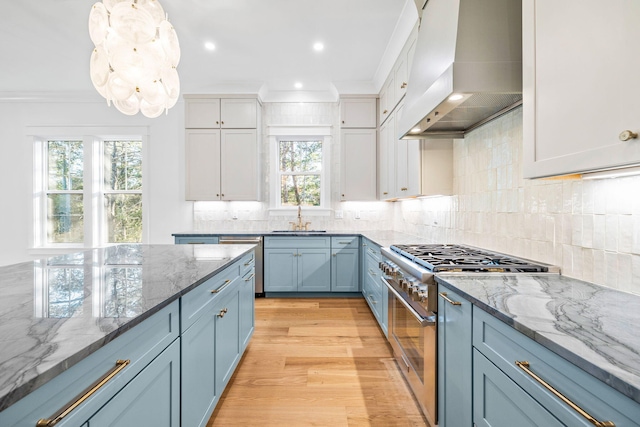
[219,237,262,244]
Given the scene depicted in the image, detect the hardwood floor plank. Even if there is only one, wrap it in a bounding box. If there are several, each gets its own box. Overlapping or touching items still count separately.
[207,297,429,427]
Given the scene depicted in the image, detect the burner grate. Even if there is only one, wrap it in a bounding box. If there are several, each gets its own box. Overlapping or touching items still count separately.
[390,244,548,273]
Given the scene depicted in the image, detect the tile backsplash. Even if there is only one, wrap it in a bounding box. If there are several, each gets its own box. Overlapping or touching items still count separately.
[194,103,640,294]
[395,108,640,294]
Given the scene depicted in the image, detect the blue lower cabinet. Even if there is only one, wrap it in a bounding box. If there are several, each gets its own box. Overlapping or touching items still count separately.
[87,339,180,427]
[215,288,241,390]
[473,349,563,427]
[331,248,359,292]
[298,249,331,292]
[438,287,472,427]
[264,247,331,292]
[181,307,218,427]
[239,268,255,351]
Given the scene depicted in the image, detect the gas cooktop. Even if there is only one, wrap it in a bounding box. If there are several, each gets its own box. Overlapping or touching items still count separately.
[389,244,548,273]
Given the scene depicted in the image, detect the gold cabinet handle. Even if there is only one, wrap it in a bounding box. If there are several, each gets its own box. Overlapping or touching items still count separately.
[438,292,461,306]
[211,279,232,294]
[217,308,228,318]
[400,82,407,89]
[515,361,615,427]
[36,360,130,427]
[332,253,337,256]
[619,130,638,141]
[187,242,206,244]
[244,273,255,282]
[368,269,377,276]
[383,109,388,114]
[400,187,408,191]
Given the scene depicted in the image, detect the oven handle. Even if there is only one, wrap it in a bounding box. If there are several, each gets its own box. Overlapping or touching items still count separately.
[381,276,435,327]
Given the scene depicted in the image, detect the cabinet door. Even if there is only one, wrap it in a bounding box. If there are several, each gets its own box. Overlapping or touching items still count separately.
[297,249,331,292]
[220,129,258,201]
[340,129,377,201]
[181,308,217,427]
[378,118,396,199]
[437,288,472,427]
[264,249,297,292]
[340,98,377,128]
[379,75,394,125]
[185,98,221,128]
[523,0,640,178]
[185,129,221,200]
[220,98,258,128]
[239,268,255,351]
[214,289,241,390]
[87,340,180,427]
[331,248,359,292]
[474,350,563,427]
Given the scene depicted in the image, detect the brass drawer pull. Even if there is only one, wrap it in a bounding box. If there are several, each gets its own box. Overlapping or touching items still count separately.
[211,279,232,294]
[36,359,130,427]
[438,292,461,306]
[515,361,615,427]
[217,308,228,318]
[338,241,351,245]
[244,273,255,282]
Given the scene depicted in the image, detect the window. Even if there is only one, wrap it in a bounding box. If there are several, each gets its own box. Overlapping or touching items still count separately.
[278,139,322,206]
[268,126,331,211]
[33,130,146,248]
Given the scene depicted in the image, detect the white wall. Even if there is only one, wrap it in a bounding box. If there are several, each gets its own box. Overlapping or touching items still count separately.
[395,108,640,295]
[0,96,193,266]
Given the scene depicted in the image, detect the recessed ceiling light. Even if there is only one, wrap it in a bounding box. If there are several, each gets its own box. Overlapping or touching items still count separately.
[313,42,324,52]
[204,42,216,51]
[294,82,303,89]
[448,93,464,101]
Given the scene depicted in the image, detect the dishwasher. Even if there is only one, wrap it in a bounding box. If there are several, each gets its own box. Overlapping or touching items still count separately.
[219,236,264,296]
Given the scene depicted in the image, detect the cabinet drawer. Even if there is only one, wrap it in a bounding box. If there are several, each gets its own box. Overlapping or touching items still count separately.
[365,254,381,283]
[473,307,640,427]
[239,251,255,277]
[0,301,179,427]
[362,238,381,261]
[331,236,359,249]
[175,236,219,244]
[181,261,241,333]
[363,274,382,319]
[264,236,330,249]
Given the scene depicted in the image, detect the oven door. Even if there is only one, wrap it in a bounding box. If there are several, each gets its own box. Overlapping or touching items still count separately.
[383,276,437,426]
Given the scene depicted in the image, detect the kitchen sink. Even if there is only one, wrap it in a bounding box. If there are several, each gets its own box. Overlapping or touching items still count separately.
[271,230,326,233]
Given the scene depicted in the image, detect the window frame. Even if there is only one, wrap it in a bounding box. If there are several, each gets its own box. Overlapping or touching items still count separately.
[267,125,332,213]
[30,126,149,250]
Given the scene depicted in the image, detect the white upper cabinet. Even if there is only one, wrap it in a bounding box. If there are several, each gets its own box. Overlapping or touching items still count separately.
[340,129,377,201]
[379,75,395,125]
[339,97,377,201]
[340,98,377,128]
[184,97,258,129]
[184,96,261,201]
[523,0,640,178]
[378,118,396,200]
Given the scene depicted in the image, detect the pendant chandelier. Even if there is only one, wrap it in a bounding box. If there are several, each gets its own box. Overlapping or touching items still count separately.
[88,0,181,118]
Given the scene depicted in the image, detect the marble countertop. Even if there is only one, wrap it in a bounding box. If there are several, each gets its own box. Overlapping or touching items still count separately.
[0,243,254,412]
[172,229,424,249]
[436,273,640,404]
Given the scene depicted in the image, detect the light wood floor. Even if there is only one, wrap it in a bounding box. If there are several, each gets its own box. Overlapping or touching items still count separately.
[207,297,429,427]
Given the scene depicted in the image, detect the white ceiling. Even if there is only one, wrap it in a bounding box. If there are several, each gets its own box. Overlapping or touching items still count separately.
[0,0,418,102]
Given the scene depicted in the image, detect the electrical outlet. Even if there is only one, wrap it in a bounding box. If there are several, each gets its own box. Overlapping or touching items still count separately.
[355,211,361,219]
[231,211,238,220]
[335,210,343,219]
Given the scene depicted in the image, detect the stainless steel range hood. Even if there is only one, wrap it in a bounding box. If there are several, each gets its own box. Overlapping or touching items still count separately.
[398,0,522,139]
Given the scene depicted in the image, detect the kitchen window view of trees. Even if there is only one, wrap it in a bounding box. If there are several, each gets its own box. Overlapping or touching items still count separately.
[278,140,322,206]
[43,138,143,246]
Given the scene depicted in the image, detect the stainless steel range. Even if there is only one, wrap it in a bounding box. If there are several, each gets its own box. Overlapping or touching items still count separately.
[379,244,550,426]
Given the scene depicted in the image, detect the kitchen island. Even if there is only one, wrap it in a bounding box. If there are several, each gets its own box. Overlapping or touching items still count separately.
[0,243,255,427]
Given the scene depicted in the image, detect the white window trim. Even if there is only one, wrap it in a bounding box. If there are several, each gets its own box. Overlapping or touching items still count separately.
[28,126,149,250]
[267,125,332,215]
